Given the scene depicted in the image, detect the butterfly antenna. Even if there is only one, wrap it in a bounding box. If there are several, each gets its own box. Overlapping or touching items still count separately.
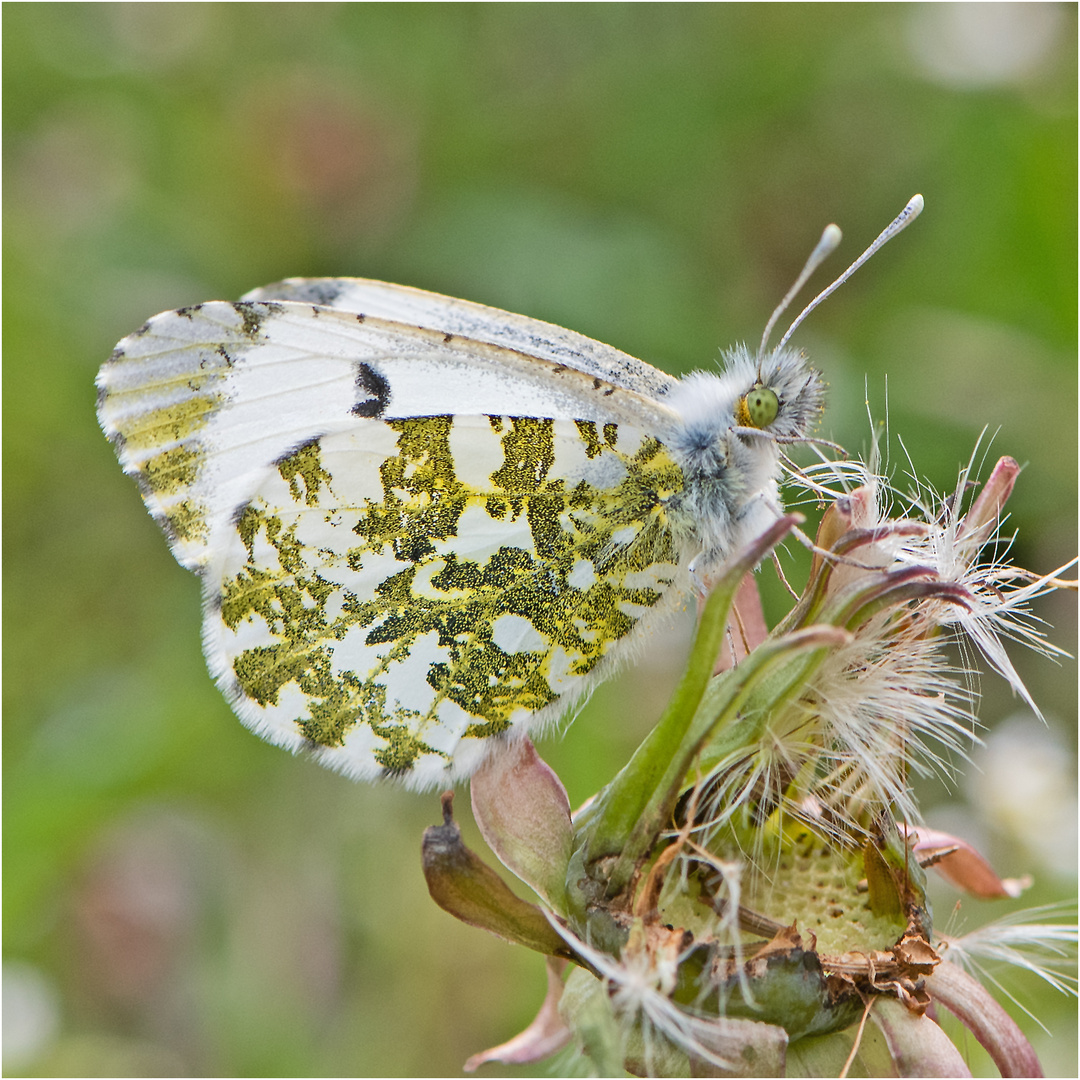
[758,222,843,371]
[774,194,924,355]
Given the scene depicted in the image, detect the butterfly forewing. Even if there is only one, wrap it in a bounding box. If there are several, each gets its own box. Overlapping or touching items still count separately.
[243,277,679,400]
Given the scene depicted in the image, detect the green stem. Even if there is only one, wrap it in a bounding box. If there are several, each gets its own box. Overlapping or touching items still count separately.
[577,517,800,874]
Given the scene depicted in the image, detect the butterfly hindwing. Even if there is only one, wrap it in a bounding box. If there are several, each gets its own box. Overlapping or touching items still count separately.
[206,413,689,789]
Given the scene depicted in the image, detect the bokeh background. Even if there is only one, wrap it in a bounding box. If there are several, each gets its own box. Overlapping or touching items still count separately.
[4,4,1076,1076]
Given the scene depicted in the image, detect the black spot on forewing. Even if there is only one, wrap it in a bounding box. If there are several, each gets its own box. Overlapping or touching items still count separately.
[353,362,390,417]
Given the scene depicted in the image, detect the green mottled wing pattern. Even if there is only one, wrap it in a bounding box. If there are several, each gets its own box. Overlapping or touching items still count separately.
[207,412,689,788]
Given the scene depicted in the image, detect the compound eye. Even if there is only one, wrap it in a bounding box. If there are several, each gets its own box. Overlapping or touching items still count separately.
[743,386,779,429]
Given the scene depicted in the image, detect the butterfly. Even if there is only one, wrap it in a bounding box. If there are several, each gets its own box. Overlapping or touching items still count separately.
[96,197,922,790]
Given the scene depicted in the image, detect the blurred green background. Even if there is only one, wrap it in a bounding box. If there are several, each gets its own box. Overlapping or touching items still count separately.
[4,4,1076,1076]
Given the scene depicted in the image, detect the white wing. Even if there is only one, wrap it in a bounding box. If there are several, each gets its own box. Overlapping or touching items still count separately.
[243,277,679,400]
[97,297,681,573]
[206,414,691,790]
[97,291,692,789]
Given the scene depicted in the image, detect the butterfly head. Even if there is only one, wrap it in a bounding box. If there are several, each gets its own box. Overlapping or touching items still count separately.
[733,194,925,447]
[710,338,822,448]
[665,342,823,474]
[736,345,823,443]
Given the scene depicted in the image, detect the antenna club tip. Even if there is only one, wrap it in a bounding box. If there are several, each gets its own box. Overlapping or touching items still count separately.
[822,223,843,247]
[773,197,923,354]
